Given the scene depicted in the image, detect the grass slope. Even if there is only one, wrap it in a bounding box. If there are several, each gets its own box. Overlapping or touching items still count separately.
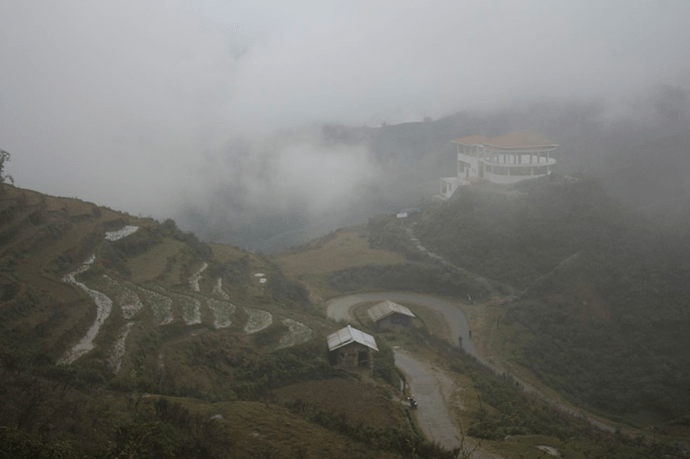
[0,185,448,458]
[275,226,407,300]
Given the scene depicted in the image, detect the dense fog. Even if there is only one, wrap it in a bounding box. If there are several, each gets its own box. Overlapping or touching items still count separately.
[1,1,689,249]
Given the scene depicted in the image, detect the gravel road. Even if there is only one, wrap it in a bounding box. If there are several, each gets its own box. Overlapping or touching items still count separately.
[326,292,504,457]
[394,350,461,450]
[326,291,617,435]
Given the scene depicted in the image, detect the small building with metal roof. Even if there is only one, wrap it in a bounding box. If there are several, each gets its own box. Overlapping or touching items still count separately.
[327,325,378,370]
[368,300,416,331]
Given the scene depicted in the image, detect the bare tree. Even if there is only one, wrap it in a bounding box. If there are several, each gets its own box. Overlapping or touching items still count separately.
[0,149,13,192]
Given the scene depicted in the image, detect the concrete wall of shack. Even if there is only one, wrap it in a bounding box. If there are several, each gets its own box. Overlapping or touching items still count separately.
[329,342,374,371]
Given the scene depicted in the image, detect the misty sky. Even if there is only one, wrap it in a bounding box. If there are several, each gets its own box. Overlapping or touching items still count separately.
[1,1,689,222]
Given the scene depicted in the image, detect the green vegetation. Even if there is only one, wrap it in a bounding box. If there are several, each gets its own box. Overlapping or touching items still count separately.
[372,338,398,387]
[265,266,311,306]
[233,339,343,400]
[407,329,680,459]
[252,320,289,347]
[0,393,235,458]
[284,400,461,459]
[368,214,427,260]
[3,180,690,458]
[2,188,434,458]
[154,218,212,260]
[0,148,13,189]
[416,178,627,288]
[416,177,690,424]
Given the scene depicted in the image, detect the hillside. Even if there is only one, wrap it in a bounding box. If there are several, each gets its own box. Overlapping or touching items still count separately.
[2,182,688,458]
[176,99,690,253]
[598,129,690,217]
[412,176,690,424]
[0,185,441,459]
[276,225,491,302]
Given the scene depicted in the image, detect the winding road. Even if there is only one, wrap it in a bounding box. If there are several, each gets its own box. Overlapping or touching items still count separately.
[326,290,618,454]
[326,292,487,455]
[394,351,463,450]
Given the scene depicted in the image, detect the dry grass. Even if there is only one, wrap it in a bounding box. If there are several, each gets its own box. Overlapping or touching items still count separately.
[276,229,406,277]
[271,378,407,430]
[459,303,503,367]
[406,304,451,342]
[210,243,252,263]
[43,195,96,217]
[127,238,186,283]
[178,398,401,459]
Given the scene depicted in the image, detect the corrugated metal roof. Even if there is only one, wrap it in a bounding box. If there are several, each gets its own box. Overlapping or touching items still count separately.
[368,300,416,322]
[327,325,378,352]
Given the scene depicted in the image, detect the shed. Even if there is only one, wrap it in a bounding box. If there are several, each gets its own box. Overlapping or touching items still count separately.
[327,325,378,370]
[368,300,416,331]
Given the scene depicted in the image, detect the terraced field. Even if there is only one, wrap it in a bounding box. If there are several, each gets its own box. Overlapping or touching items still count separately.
[53,225,309,374]
[0,187,318,378]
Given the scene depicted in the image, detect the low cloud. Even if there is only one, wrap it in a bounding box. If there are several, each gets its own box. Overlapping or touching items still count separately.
[1,1,689,243]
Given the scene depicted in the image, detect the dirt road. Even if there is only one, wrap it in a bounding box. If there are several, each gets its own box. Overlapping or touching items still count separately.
[327,292,503,458]
[326,291,618,434]
[394,350,460,450]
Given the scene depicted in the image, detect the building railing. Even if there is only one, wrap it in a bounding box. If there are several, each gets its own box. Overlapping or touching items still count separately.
[479,155,556,166]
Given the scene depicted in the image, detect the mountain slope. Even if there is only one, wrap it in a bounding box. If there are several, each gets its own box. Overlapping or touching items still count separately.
[0,185,432,459]
[414,177,690,423]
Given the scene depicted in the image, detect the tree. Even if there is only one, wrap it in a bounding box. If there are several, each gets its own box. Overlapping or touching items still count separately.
[0,149,13,192]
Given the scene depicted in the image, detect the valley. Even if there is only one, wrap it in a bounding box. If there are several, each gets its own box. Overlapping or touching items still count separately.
[1,178,689,459]
[3,3,690,457]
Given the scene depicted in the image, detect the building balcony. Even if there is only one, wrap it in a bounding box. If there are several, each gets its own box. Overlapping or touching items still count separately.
[483,155,556,166]
[484,165,552,184]
[459,152,555,166]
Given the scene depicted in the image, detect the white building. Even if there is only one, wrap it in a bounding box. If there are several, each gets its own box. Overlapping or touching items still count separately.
[439,132,558,199]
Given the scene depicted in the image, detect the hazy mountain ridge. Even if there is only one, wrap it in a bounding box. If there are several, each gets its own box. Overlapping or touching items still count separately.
[599,128,690,215]
[176,92,690,252]
[412,176,690,423]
